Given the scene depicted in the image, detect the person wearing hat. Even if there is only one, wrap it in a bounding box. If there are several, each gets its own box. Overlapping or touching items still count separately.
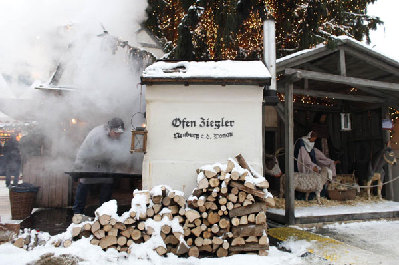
[72,117,126,222]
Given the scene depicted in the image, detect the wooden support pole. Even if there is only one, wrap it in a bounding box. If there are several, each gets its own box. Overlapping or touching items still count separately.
[339,49,347,76]
[383,107,394,200]
[284,81,295,225]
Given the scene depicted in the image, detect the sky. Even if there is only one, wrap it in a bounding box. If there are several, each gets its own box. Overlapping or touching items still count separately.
[367,0,399,61]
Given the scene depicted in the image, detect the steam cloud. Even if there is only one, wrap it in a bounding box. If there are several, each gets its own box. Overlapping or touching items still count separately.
[0,0,150,171]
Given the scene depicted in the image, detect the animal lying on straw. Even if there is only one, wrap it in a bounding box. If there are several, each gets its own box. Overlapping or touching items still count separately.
[280,167,332,204]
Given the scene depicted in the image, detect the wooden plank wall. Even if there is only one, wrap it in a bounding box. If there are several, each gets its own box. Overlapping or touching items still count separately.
[22,156,71,207]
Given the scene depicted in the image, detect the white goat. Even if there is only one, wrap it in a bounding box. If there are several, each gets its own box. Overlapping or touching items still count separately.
[280,167,332,204]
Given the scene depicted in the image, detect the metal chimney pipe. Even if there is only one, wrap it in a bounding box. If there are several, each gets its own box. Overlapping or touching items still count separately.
[263,18,276,91]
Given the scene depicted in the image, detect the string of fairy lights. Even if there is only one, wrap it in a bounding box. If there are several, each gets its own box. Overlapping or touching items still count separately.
[147,0,380,60]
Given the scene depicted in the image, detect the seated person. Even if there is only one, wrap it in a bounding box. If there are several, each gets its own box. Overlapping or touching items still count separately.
[294,131,339,176]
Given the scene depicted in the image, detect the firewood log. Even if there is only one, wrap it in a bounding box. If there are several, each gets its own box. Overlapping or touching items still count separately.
[103,224,112,232]
[114,222,126,231]
[245,236,258,243]
[130,229,141,240]
[146,207,155,217]
[188,246,199,257]
[219,197,227,205]
[219,218,230,229]
[255,212,266,225]
[127,239,133,247]
[259,236,268,245]
[71,227,81,237]
[211,224,220,234]
[194,218,202,227]
[187,238,193,246]
[239,215,248,225]
[198,178,209,189]
[232,225,266,237]
[152,195,162,204]
[99,214,111,226]
[162,196,171,206]
[231,217,240,227]
[205,202,218,211]
[203,231,212,239]
[192,188,202,198]
[206,196,216,202]
[238,192,247,203]
[209,178,220,187]
[108,228,118,237]
[231,171,240,180]
[231,237,245,246]
[121,229,131,238]
[222,241,230,249]
[91,221,100,233]
[227,202,234,210]
[194,237,204,247]
[117,236,127,246]
[124,218,135,225]
[185,209,200,222]
[244,182,256,189]
[248,214,255,223]
[161,225,171,235]
[207,212,221,225]
[90,238,100,246]
[243,200,253,207]
[63,240,72,248]
[229,202,267,217]
[228,194,238,203]
[169,205,179,215]
[93,230,105,239]
[204,170,217,179]
[153,204,162,214]
[155,246,167,256]
[217,247,228,257]
[212,236,223,245]
[99,235,117,249]
[226,160,235,173]
[259,249,268,256]
[176,241,189,255]
[256,181,269,189]
[231,187,239,195]
[164,235,179,245]
[191,226,202,237]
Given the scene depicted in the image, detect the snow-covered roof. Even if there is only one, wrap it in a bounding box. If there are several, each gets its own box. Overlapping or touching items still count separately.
[141,60,271,86]
[277,35,399,71]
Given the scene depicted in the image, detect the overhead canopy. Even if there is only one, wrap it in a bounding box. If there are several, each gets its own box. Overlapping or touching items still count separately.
[276,36,399,108]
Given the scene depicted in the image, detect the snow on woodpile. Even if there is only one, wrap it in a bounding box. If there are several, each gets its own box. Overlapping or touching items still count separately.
[142,60,271,80]
[8,155,274,259]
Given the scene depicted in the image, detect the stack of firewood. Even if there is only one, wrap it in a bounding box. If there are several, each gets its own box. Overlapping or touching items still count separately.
[11,155,274,258]
[67,187,189,255]
[184,154,275,257]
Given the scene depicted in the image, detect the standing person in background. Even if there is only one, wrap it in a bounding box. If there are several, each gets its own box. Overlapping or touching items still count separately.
[72,117,126,222]
[4,134,21,187]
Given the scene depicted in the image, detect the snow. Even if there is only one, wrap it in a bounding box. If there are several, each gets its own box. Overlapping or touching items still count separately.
[142,60,271,80]
[277,35,399,65]
[0,240,312,265]
[268,200,399,217]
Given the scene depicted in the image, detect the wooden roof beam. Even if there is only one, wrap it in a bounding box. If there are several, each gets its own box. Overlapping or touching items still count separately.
[277,87,385,103]
[342,46,399,78]
[285,68,399,92]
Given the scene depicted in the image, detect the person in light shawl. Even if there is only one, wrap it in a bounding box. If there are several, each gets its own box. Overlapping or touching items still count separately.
[294,131,339,176]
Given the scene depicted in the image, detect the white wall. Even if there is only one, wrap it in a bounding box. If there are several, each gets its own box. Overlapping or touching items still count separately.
[142,84,264,196]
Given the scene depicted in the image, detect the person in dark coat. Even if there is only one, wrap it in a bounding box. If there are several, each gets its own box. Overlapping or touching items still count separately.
[4,134,21,187]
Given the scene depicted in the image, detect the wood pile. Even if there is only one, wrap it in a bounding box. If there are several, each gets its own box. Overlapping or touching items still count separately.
[67,187,189,255]
[11,155,275,258]
[185,154,274,257]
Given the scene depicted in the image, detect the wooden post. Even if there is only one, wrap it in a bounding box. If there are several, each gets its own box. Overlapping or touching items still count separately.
[339,49,347,76]
[284,81,295,225]
[383,107,394,200]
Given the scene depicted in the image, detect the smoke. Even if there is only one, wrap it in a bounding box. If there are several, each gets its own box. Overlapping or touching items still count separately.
[0,0,150,171]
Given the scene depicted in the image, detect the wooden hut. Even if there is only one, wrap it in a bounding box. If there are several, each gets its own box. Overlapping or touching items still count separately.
[266,36,399,224]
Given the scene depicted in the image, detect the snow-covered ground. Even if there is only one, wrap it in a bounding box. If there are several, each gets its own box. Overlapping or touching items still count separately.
[0,237,318,265]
